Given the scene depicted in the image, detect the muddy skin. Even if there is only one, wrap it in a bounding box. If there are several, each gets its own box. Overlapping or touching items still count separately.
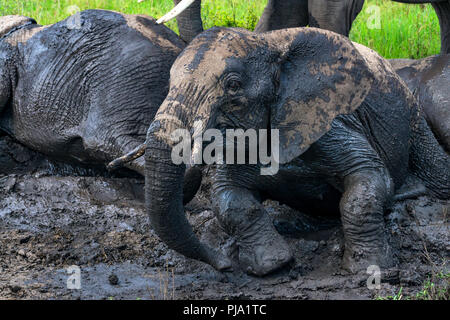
[0,10,204,203]
[255,0,364,36]
[390,55,450,152]
[0,140,448,299]
[0,10,184,175]
[145,27,450,277]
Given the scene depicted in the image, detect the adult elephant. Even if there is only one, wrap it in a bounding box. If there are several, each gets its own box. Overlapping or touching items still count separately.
[138,27,449,275]
[0,10,200,203]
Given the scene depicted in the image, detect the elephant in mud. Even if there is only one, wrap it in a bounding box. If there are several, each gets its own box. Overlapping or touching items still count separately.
[125,26,450,276]
[0,10,201,203]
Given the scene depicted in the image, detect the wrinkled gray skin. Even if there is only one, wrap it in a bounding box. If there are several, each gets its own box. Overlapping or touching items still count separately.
[0,10,201,203]
[390,55,450,152]
[255,0,365,36]
[144,27,450,276]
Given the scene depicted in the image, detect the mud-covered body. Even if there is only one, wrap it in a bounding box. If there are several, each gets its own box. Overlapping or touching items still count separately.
[0,10,185,174]
[141,26,449,276]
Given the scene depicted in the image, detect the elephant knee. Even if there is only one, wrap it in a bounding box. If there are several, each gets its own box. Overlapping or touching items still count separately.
[214,190,264,235]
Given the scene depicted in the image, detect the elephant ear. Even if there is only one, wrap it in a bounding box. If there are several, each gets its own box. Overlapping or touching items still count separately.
[268,28,374,164]
[0,16,37,39]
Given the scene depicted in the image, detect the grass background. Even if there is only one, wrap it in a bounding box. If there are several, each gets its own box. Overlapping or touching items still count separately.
[0,0,441,59]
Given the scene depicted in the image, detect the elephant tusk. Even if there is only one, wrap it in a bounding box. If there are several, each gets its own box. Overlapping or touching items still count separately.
[156,0,197,24]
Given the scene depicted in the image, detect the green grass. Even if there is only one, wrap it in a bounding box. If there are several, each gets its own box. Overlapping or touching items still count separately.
[0,0,441,59]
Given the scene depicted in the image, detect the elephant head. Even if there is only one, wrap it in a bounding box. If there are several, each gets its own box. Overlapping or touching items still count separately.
[144,27,374,270]
[393,0,449,54]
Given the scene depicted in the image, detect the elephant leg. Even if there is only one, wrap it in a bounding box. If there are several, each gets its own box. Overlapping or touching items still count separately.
[308,0,365,36]
[255,0,309,33]
[340,169,394,273]
[212,167,292,276]
[173,0,203,43]
[306,118,397,274]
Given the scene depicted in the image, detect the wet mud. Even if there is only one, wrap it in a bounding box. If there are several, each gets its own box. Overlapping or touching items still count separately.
[0,136,448,300]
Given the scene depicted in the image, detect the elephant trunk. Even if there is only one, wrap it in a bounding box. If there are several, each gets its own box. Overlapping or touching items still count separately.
[145,103,231,271]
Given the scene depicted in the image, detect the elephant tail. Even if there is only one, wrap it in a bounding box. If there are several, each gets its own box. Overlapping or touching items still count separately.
[409,114,450,200]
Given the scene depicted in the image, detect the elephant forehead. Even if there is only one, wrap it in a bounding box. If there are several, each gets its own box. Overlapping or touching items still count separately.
[171,28,261,82]
[0,15,36,39]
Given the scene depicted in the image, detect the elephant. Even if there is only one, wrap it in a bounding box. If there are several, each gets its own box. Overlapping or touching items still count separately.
[255,0,365,37]
[0,10,201,203]
[132,26,449,276]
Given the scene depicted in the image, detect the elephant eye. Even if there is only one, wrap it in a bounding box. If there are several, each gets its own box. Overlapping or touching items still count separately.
[225,79,242,94]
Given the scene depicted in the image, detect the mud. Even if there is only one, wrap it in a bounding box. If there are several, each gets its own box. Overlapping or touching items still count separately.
[0,135,448,300]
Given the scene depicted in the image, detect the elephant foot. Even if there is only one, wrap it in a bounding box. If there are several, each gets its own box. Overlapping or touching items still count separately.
[206,249,233,272]
[237,214,292,276]
[341,241,395,274]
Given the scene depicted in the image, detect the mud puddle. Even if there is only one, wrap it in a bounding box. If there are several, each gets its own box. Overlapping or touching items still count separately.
[0,136,448,300]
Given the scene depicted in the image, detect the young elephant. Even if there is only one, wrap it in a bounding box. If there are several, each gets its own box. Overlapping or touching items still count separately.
[141,27,449,275]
